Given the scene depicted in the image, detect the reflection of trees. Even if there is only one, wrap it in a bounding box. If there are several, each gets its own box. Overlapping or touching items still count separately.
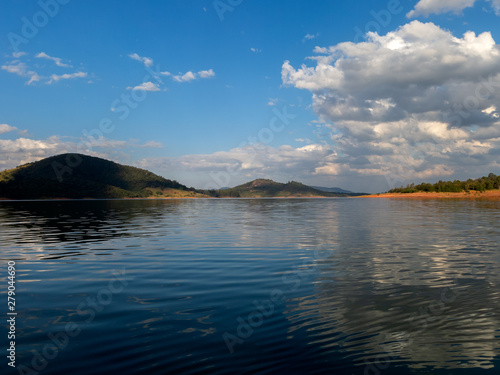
[283,199,500,370]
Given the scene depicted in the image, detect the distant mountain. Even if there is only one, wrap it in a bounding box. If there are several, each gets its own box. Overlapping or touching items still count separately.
[311,186,355,194]
[216,179,364,198]
[0,153,204,199]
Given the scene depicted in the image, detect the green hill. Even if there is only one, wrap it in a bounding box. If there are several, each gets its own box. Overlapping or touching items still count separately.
[0,153,204,199]
[210,179,364,198]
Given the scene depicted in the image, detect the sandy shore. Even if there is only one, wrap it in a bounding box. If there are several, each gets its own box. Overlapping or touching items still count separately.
[360,190,500,199]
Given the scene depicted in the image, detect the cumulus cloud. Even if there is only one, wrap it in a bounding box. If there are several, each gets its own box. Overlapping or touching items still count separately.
[36,52,72,67]
[172,69,215,82]
[407,0,500,17]
[407,0,476,17]
[198,69,215,79]
[0,136,68,170]
[0,135,164,172]
[127,81,161,91]
[173,71,197,82]
[129,53,153,67]
[282,21,500,188]
[250,48,262,53]
[0,124,18,135]
[135,143,344,188]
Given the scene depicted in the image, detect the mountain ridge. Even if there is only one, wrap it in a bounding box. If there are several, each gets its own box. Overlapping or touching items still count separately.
[213,178,364,198]
[0,154,366,199]
[0,153,203,199]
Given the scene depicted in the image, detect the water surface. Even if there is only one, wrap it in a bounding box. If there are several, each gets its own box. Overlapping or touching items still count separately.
[1,198,499,374]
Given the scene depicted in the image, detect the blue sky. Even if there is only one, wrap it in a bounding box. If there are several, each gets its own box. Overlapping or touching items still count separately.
[1,0,500,192]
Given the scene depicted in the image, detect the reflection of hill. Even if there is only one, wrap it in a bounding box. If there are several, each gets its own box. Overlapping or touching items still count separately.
[0,200,184,259]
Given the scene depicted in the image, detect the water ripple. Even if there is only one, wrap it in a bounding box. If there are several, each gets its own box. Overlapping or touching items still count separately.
[1,199,499,374]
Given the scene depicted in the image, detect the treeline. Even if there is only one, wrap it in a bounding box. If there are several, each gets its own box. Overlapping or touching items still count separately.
[389,173,500,193]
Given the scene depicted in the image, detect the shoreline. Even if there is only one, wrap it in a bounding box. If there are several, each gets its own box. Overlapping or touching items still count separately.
[0,195,342,201]
[360,190,500,199]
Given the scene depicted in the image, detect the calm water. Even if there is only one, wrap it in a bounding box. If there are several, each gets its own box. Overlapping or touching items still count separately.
[1,198,499,375]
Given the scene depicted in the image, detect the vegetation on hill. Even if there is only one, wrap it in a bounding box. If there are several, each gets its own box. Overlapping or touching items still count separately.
[0,153,203,199]
[0,154,364,200]
[388,173,500,194]
[199,179,364,198]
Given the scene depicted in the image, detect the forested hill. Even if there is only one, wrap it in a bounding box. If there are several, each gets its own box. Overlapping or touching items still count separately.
[0,153,201,199]
[204,179,365,197]
[388,173,500,194]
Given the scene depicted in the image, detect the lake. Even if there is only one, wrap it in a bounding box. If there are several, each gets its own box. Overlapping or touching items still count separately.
[1,198,499,375]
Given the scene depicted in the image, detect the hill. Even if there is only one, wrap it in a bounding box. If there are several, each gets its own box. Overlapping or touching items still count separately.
[209,179,364,198]
[311,186,358,194]
[0,153,204,199]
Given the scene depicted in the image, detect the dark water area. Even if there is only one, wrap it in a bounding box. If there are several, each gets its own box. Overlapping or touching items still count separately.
[1,198,499,374]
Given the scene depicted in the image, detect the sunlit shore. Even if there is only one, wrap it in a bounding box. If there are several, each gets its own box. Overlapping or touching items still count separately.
[360,190,500,199]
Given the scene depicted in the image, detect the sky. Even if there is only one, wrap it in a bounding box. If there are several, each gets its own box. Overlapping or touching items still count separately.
[1,0,500,193]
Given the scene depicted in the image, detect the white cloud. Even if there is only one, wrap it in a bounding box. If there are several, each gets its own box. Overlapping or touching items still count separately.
[250,48,262,53]
[0,124,18,135]
[2,54,87,86]
[172,69,215,82]
[282,21,500,187]
[27,73,41,85]
[0,135,165,172]
[490,0,500,14]
[140,141,163,148]
[0,136,101,171]
[129,53,153,67]
[267,98,278,106]
[407,0,500,17]
[1,62,28,75]
[127,81,161,91]
[173,71,197,82]
[136,143,342,187]
[198,69,215,79]
[12,52,26,58]
[295,138,312,144]
[0,137,60,152]
[303,33,319,42]
[36,52,72,67]
[1,62,40,86]
[49,72,88,84]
